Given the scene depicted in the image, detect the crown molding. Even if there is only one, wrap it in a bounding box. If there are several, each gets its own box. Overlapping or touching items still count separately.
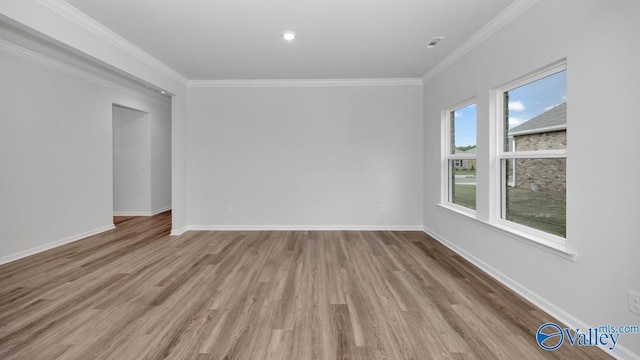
[0,37,113,87]
[421,0,538,84]
[38,0,189,86]
[0,38,168,102]
[30,0,537,88]
[188,78,423,88]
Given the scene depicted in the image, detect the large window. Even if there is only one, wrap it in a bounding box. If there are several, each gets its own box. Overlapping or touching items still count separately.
[444,101,477,211]
[498,63,567,239]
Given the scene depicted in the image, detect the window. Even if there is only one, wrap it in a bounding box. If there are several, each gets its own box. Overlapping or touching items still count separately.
[498,63,567,239]
[444,101,477,211]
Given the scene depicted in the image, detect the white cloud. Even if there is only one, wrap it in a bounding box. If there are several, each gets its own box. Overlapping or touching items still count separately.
[508,101,525,112]
[562,94,567,101]
[509,117,525,128]
[454,111,462,117]
[543,104,559,112]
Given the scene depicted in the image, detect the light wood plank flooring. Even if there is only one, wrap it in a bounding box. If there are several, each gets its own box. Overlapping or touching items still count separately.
[0,212,611,359]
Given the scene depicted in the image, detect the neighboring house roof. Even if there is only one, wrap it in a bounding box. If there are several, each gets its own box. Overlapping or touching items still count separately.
[509,102,566,136]
[454,147,476,154]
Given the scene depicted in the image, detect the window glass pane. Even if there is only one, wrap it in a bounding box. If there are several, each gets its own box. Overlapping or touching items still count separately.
[449,103,476,210]
[450,160,476,210]
[505,70,567,152]
[451,103,477,154]
[503,158,566,237]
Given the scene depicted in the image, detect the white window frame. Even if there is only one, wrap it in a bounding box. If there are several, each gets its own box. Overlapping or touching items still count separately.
[493,61,567,250]
[442,97,477,214]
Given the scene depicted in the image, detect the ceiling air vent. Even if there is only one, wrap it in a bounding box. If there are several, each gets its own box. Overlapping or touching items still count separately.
[426,37,444,49]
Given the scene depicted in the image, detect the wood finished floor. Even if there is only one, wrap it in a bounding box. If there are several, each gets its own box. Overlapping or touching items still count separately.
[0,212,611,360]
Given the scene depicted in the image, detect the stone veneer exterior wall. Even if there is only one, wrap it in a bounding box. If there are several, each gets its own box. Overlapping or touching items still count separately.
[514,130,566,151]
[513,130,566,193]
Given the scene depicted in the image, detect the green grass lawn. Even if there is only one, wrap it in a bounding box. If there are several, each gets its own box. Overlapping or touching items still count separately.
[453,185,476,210]
[453,185,565,237]
[454,169,476,176]
[506,187,566,237]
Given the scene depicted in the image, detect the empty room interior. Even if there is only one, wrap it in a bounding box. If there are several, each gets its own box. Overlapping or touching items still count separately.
[1,0,639,359]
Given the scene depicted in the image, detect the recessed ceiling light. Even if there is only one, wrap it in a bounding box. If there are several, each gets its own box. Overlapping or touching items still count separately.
[160,91,166,94]
[282,31,296,41]
[426,37,445,49]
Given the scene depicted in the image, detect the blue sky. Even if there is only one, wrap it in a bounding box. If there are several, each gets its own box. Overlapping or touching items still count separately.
[507,70,566,129]
[453,70,567,148]
[453,104,477,148]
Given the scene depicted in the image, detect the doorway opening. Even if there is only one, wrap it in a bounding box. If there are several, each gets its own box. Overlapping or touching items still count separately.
[112,104,171,227]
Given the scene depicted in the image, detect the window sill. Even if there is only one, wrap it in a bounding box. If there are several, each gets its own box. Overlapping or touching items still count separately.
[436,203,576,261]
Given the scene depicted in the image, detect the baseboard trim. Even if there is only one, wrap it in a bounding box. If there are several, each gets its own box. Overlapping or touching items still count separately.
[114,212,152,216]
[114,207,171,217]
[184,225,424,232]
[0,224,115,266]
[170,226,188,236]
[151,206,171,216]
[422,225,637,360]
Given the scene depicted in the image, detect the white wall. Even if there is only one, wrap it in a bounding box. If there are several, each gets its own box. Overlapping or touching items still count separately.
[170,94,188,233]
[0,0,189,234]
[151,102,172,213]
[187,84,423,228]
[2,0,636,356]
[0,43,171,263]
[423,1,640,358]
[113,106,151,215]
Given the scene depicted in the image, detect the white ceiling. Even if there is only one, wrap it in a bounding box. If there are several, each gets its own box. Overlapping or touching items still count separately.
[64,0,515,80]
